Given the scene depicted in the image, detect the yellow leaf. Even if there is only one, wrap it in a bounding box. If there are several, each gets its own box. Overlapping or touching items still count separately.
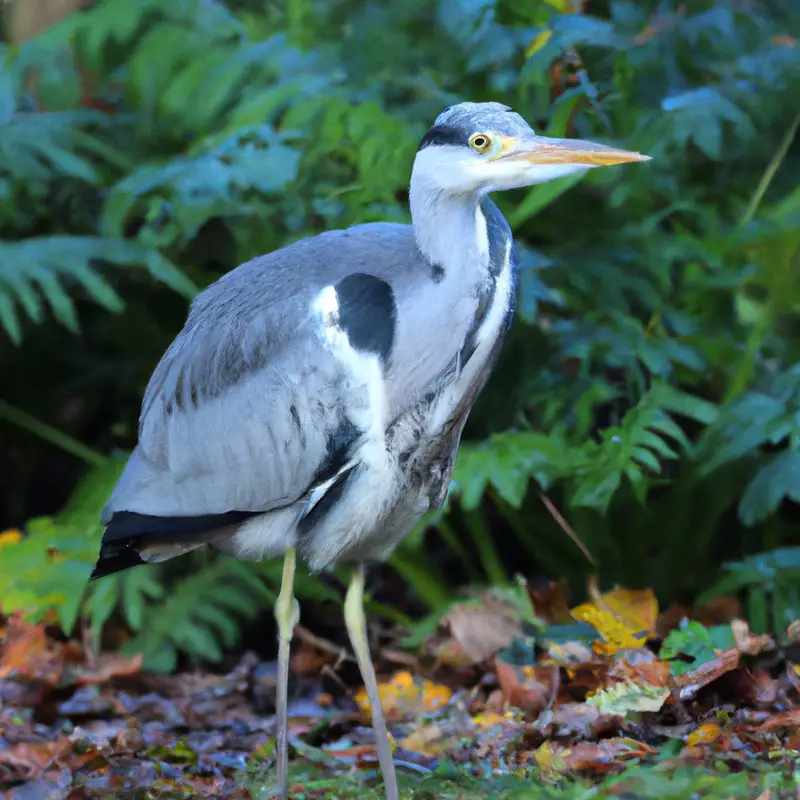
[544,0,577,12]
[534,740,569,777]
[354,671,452,719]
[400,724,444,755]
[571,586,658,655]
[0,529,23,549]
[687,723,722,748]
[525,29,553,59]
[471,711,508,731]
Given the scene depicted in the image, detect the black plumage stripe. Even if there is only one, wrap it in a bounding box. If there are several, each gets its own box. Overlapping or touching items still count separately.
[91,508,262,581]
[101,509,259,542]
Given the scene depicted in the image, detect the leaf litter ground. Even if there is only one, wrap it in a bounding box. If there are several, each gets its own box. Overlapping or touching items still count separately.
[1,581,799,799]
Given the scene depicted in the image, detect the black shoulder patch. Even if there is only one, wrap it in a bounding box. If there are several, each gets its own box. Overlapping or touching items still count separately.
[335,273,396,365]
[431,262,445,283]
[418,125,467,151]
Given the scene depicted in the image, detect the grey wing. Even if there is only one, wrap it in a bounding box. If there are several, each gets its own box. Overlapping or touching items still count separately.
[102,297,356,526]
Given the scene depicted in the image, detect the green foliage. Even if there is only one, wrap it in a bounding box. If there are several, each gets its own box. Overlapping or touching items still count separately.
[0,460,339,669]
[660,619,735,676]
[2,0,800,659]
[698,549,800,638]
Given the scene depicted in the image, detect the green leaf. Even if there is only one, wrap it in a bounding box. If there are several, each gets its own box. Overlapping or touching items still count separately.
[660,619,728,675]
[738,450,800,526]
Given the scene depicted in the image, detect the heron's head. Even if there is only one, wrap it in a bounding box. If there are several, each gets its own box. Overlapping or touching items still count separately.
[413,101,649,195]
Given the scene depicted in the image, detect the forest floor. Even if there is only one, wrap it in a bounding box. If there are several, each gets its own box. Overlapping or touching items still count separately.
[1,582,799,799]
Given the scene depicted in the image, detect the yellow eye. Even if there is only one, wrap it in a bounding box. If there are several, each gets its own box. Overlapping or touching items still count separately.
[469,133,492,153]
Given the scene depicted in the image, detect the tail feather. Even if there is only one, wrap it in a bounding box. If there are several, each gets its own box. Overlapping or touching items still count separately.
[91,508,260,581]
[90,544,146,580]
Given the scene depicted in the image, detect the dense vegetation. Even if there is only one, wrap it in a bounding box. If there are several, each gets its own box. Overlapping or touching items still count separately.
[1,0,799,671]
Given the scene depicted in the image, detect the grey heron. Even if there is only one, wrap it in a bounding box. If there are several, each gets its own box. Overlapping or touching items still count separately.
[91,101,648,799]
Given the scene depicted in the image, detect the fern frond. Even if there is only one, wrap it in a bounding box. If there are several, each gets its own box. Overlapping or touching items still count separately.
[0,236,195,343]
[121,558,275,671]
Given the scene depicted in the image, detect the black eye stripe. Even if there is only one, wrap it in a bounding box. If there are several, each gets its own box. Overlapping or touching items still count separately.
[417,125,467,151]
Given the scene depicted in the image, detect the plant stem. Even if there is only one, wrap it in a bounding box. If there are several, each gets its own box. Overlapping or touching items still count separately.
[739,112,800,228]
[464,509,508,586]
[389,549,451,610]
[0,400,107,467]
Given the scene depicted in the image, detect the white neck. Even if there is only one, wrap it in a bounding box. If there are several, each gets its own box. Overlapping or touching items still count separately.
[409,169,489,277]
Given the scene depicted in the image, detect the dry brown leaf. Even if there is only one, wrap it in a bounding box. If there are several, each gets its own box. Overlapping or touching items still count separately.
[542,702,623,740]
[757,708,800,731]
[731,619,776,656]
[73,652,143,685]
[669,648,740,701]
[530,580,573,625]
[608,650,671,688]
[495,658,551,714]
[0,740,72,778]
[435,592,523,667]
[533,737,656,775]
[0,614,63,685]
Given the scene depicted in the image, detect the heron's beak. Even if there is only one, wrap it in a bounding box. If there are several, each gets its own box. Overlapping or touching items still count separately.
[498,135,651,167]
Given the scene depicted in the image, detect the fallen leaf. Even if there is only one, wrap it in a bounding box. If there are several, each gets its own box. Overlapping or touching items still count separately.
[534,737,656,775]
[533,740,568,778]
[731,619,776,656]
[400,724,445,755]
[608,650,671,688]
[540,702,623,740]
[571,586,658,655]
[757,708,800,731]
[471,711,509,731]
[587,680,670,716]
[354,671,451,719]
[495,658,551,714]
[686,722,722,748]
[0,740,72,778]
[0,614,63,685]
[669,648,740,701]
[434,592,523,667]
[73,652,143,684]
[530,580,573,625]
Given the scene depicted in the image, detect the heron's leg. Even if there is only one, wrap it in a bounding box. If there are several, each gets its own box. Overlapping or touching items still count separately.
[344,563,399,800]
[274,547,299,799]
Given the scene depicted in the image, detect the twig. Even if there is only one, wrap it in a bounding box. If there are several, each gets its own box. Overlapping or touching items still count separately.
[294,624,347,662]
[538,491,595,566]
